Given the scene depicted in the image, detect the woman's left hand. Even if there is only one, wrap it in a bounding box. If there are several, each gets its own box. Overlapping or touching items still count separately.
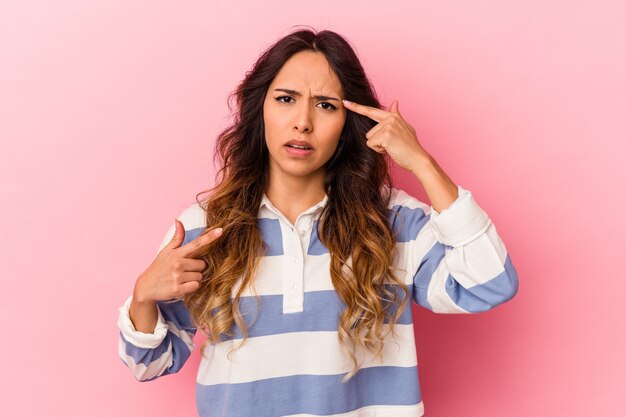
[342,99,429,173]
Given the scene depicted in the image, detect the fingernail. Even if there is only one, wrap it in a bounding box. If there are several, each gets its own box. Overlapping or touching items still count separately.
[342,99,352,106]
[213,227,223,236]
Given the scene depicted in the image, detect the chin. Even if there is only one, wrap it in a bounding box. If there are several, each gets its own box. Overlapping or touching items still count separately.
[279,164,324,179]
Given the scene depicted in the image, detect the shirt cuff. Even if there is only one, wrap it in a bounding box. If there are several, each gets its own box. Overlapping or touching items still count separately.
[117,295,169,349]
[429,184,492,248]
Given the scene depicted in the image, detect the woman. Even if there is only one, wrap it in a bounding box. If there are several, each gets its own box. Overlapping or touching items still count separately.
[118,28,519,417]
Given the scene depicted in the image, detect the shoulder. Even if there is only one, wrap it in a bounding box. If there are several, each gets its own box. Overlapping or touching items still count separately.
[385,185,431,215]
[156,200,207,253]
[176,200,207,230]
[383,186,432,240]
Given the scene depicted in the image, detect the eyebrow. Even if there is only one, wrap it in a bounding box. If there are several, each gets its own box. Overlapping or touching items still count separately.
[273,88,341,102]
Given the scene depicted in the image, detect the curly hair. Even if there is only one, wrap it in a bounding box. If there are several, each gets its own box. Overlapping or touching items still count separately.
[185,26,411,383]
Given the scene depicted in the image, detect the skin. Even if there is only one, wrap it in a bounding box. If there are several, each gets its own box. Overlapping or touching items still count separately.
[342,98,459,212]
[129,223,224,333]
[262,51,347,224]
[262,50,457,222]
[128,51,459,334]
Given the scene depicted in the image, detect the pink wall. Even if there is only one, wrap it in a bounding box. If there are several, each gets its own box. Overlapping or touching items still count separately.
[1,1,624,416]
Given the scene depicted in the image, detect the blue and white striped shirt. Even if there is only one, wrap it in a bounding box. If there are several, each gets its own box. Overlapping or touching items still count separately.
[118,185,518,417]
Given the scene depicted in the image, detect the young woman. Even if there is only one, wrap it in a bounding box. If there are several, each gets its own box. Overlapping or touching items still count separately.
[118,28,518,417]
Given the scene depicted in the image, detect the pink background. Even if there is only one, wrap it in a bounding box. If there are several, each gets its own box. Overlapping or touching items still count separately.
[1,1,624,416]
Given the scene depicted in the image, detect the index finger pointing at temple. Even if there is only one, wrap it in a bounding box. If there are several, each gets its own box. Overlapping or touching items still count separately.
[342,100,389,123]
[179,226,223,259]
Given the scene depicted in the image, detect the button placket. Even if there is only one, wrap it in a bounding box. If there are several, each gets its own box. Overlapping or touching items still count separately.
[259,193,327,314]
[291,227,302,291]
[281,218,305,313]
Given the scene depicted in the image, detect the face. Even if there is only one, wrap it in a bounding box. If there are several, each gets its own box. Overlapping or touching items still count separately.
[263,50,347,184]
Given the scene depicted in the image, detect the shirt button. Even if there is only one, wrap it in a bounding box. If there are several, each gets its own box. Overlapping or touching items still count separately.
[299,229,306,236]
[292,284,297,290]
[292,256,299,263]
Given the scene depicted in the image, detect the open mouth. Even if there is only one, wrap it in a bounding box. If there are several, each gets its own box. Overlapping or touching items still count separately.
[286,144,312,150]
[284,144,313,156]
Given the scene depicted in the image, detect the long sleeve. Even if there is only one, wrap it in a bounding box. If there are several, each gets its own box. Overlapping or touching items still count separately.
[118,296,196,381]
[391,185,519,313]
[117,205,203,381]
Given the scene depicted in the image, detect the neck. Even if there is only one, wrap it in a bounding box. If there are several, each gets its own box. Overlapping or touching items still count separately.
[264,169,327,221]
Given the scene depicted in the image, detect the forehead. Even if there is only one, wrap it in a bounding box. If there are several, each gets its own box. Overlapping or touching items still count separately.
[270,51,343,95]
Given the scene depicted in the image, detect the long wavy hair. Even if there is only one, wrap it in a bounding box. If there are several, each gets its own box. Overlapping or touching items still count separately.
[185,27,411,383]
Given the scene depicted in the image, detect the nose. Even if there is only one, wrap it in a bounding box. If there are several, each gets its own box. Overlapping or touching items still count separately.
[293,101,312,133]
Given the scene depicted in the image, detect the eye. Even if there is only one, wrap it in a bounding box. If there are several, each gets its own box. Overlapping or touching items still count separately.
[275,95,294,104]
[319,102,338,111]
[274,96,337,112]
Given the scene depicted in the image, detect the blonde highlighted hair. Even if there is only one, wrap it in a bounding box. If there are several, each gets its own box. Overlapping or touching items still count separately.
[184,27,411,383]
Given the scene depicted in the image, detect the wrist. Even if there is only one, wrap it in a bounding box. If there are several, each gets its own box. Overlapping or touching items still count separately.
[410,152,436,180]
[132,275,156,305]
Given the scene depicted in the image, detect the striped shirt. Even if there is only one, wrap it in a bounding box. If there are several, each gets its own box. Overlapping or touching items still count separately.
[118,184,519,417]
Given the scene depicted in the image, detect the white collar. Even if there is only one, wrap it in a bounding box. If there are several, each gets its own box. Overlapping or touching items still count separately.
[260,191,329,216]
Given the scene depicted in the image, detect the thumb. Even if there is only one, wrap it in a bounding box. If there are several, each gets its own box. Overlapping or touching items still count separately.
[168,218,186,249]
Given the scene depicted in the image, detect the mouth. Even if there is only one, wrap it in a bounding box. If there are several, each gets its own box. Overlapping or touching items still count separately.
[285,144,312,150]
[284,144,313,156]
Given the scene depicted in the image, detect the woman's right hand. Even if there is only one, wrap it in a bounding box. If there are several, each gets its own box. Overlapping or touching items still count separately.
[133,219,223,304]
